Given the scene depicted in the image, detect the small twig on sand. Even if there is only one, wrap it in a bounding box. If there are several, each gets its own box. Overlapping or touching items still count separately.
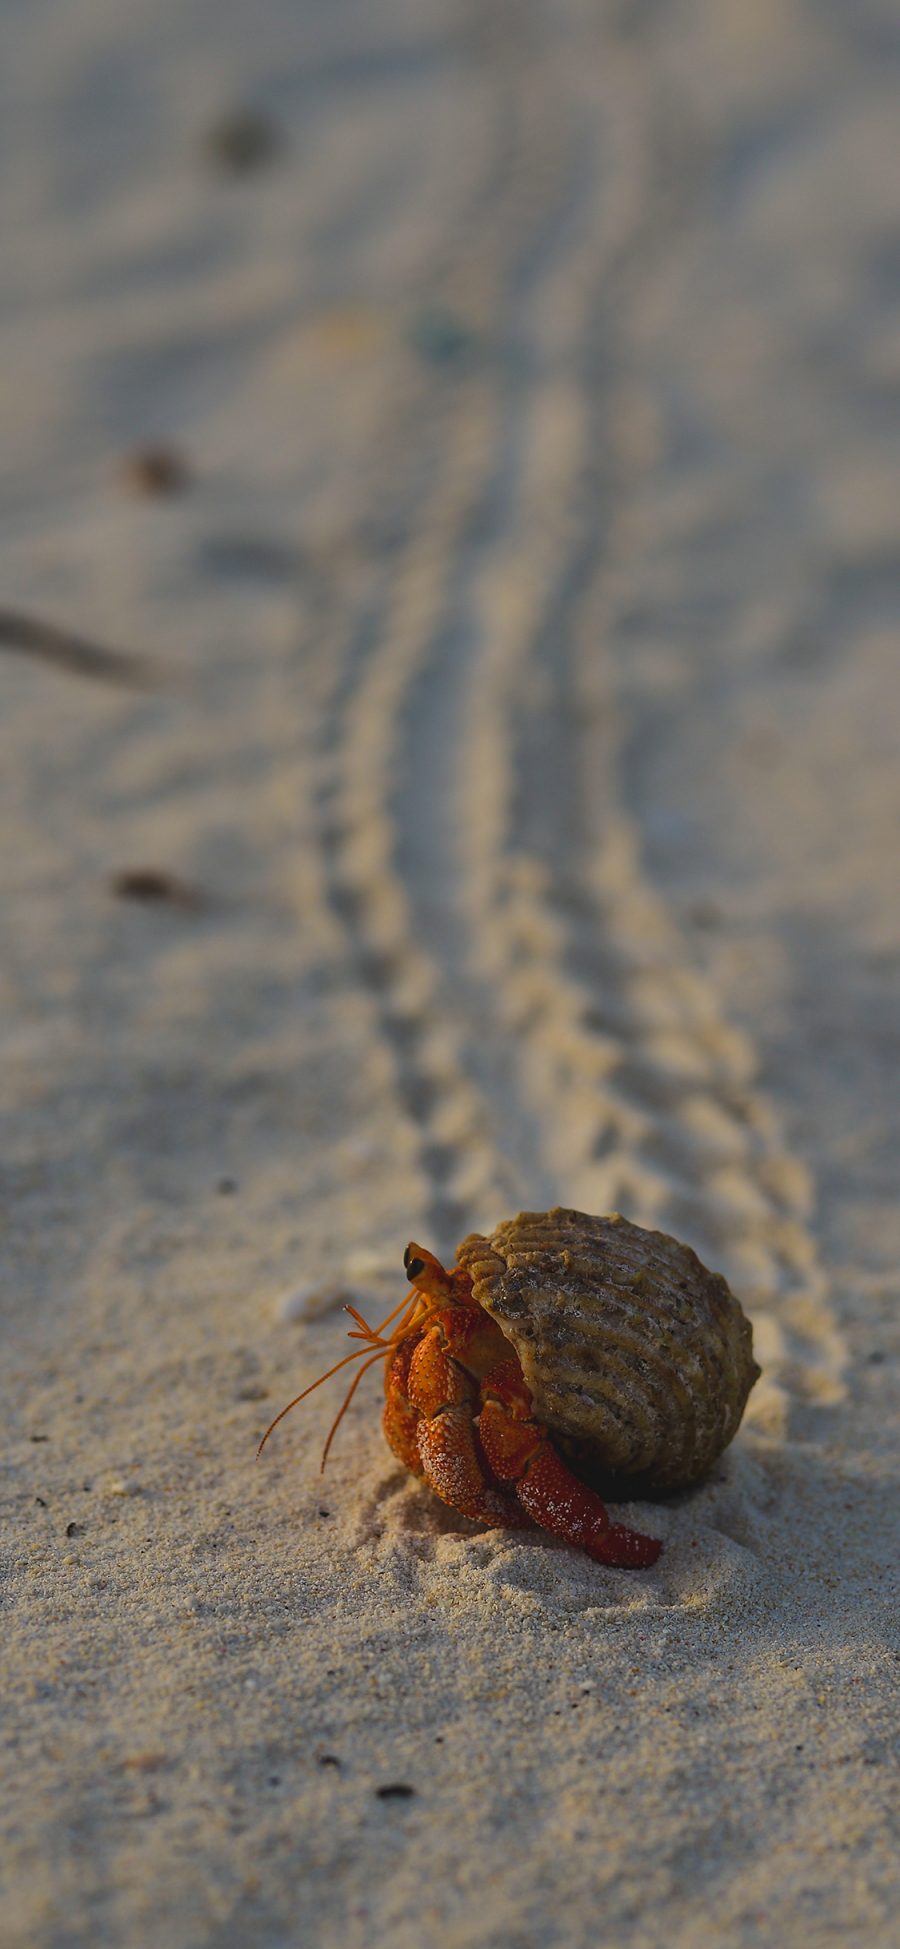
[0,608,160,690]
[109,869,203,911]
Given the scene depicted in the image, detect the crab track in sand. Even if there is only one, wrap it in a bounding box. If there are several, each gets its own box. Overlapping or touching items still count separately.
[303,13,581,1246]
[282,6,844,1450]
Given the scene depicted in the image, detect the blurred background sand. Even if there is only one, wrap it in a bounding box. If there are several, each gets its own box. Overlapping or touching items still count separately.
[1,2,898,1944]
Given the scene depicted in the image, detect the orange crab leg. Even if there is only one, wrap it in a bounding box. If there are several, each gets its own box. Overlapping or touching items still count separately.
[417,1406,526,1527]
[405,1325,529,1528]
[477,1391,662,1568]
[510,1438,661,1568]
[382,1336,425,1476]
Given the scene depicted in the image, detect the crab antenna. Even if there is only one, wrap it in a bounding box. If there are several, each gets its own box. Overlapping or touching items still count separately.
[255,1344,384,1457]
[318,1348,392,1472]
[355,1290,418,1339]
[256,1286,435,1461]
[316,1295,443,1470]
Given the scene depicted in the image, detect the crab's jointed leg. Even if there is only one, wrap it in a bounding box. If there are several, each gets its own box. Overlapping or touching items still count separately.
[476,1359,663,1568]
[402,1322,529,1528]
[382,1336,425,1478]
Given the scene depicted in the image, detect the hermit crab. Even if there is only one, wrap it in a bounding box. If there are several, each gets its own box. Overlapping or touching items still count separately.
[258,1207,760,1569]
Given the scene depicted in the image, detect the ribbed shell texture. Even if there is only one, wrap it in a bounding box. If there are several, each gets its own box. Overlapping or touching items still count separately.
[457,1208,760,1492]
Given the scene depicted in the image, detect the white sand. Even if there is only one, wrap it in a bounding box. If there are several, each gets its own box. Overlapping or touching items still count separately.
[1,2,898,1944]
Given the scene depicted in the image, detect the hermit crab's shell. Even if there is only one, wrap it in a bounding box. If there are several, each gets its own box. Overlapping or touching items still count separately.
[456,1208,760,1493]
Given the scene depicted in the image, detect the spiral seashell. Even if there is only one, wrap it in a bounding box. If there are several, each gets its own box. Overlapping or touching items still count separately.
[456,1207,760,1492]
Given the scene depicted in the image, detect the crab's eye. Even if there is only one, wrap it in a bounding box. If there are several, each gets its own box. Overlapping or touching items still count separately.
[404,1251,425,1282]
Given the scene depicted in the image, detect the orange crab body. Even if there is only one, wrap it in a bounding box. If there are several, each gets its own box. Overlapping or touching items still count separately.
[260,1210,761,1566]
[259,1236,663,1569]
[380,1245,661,1567]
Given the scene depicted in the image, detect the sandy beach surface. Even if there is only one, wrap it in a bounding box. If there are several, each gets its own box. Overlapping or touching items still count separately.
[2,2,898,1944]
